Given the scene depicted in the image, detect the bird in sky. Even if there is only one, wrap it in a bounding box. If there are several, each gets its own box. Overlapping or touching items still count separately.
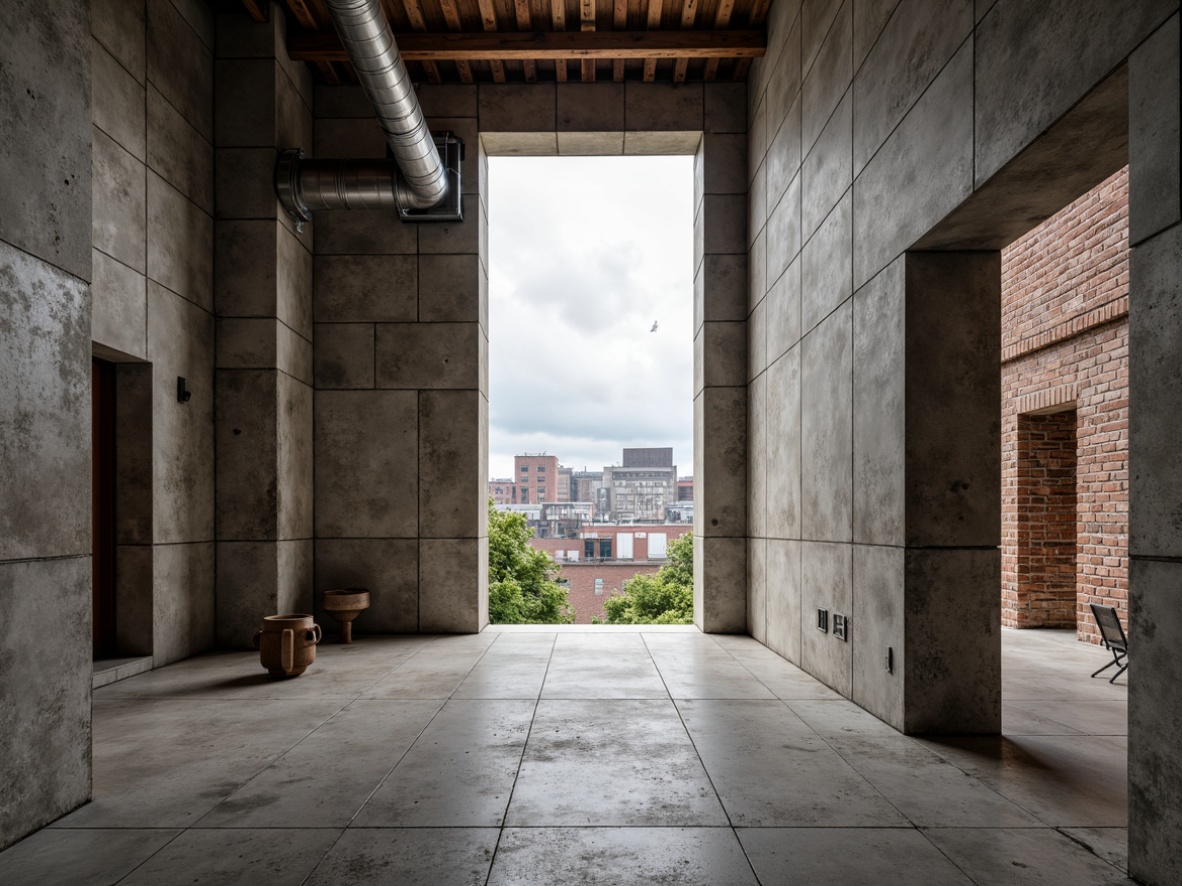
[650,321,659,332]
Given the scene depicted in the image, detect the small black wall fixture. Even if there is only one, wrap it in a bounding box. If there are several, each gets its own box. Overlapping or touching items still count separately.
[177,377,191,403]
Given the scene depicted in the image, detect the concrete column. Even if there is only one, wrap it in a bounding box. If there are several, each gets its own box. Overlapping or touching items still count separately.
[902,252,1001,734]
[0,0,92,851]
[214,6,314,645]
[694,90,749,634]
[1127,13,1182,885]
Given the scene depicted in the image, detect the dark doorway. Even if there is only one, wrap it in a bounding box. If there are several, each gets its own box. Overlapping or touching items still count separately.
[92,357,117,658]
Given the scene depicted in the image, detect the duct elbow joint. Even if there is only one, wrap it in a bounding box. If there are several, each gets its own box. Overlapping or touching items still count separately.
[274,135,463,231]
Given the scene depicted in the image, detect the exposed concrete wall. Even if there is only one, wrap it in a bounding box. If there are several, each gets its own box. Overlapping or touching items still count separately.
[214,8,314,646]
[0,0,93,852]
[311,80,744,633]
[1127,12,1182,886]
[311,84,488,633]
[90,0,216,667]
[749,0,1180,879]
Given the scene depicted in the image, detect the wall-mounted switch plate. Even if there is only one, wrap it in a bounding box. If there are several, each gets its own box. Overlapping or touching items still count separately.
[886,646,894,674]
[817,608,828,633]
[832,614,847,641]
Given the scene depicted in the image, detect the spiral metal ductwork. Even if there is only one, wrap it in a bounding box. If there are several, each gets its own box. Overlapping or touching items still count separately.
[275,0,462,227]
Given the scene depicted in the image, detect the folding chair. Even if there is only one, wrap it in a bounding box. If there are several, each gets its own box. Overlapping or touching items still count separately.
[1089,603,1129,684]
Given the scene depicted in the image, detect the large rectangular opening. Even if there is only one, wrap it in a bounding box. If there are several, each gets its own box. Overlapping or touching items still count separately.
[486,154,695,625]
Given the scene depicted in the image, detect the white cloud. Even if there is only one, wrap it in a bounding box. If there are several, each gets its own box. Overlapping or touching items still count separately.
[488,155,695,479]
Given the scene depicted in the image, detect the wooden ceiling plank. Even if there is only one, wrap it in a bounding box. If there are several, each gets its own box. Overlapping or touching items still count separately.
[242,0,268,22]
[437,0,475,81]
[396,0,444,83]
[512,0,537,80]
[317,61,342,83]
[289,29,767,60]
[672,0,697,82]
[642,0,662,81]
[580,0,595,81]
[702,0,732,79]
[284,0,320,28]
[551,0,567,84]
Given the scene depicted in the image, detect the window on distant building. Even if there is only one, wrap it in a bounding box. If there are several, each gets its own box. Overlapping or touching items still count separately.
[599,539,612,558]
[584,539,595,559]
[521,466,529,472]
[594,578,603,595]
[521,490,530,503]
[537,465,546,472]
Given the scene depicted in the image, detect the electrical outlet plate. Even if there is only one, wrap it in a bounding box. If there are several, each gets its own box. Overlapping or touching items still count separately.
[832,614,848,641]
[817,608,828,633]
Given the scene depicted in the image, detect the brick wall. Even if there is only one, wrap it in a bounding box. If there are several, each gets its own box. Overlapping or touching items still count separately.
[1000,166,1129,643]
[560,563,661,624]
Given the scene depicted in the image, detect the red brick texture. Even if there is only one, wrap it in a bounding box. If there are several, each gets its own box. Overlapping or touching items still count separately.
[1000,166,1129,644]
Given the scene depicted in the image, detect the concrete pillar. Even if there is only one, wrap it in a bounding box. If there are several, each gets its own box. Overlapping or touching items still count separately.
[213,7,314,645]
[694,88,749,633]
[1127,13,1182,885]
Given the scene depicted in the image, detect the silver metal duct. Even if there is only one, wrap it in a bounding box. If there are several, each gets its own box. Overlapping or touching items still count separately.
[325,0,447,210]
[274,0,462,228]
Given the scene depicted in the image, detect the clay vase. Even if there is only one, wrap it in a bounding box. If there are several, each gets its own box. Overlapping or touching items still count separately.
[323,588,371,644]
[252,614,322,678]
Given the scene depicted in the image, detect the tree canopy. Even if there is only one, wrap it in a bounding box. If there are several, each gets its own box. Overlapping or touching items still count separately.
[600,532,694,625]
[488,502,573,624]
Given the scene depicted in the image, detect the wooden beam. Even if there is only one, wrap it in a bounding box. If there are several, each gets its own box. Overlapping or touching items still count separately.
[398,0,443,85]
[242,0,268,22]
[642,0,662,81]
[612,0,627,81]
[289,29,766,61]
[437,0,475,84]
[580,0,596,81]
[551,0,567,82]
[513,0,538,81]
[672,0,697,82]
[703,0,734,80]
[477,0,507,81]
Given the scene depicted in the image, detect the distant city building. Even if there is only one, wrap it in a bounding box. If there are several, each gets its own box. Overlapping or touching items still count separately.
[603,448,677,523]
[557,466,573,503]
[677,476,693,501]
[488,478,516,505]
[515,453,559,504]
[530,526,690,623]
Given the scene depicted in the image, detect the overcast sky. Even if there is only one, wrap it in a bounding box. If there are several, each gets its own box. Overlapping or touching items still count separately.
[487,155,695,480]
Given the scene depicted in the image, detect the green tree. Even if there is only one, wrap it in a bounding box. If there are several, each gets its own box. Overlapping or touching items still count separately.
[600,532,694,625]
[488,501,574,624]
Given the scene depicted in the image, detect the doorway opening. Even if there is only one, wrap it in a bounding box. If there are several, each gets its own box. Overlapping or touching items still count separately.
[486,154,695,625]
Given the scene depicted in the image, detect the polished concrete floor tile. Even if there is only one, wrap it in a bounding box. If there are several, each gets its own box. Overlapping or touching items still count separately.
[487,827,759,885]
[0,828,181,886]
[710,637,844,700]
[452,633,554,699]
[541,633,668,698]
[644,634,777,699]
[305,828,498,885]
[917,734,1128,827]
[677,699,907,826]
[739,827,976,885]
[1060,827,1128,873]
[116,828,340,885]
[351,699,533,826]
[362,635,498,699]
[823,736,1041,828]
[97,638,431,701]
[197,700,443,828]
[923,827,1136,885]
[1,626,1134,883]
[506,699,728,826]
[53,699,344,828]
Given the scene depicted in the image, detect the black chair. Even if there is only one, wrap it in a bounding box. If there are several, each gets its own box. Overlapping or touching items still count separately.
[1089,603,1129,684]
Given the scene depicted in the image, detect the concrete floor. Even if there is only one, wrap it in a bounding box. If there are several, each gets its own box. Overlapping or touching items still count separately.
[1,626,1131,885]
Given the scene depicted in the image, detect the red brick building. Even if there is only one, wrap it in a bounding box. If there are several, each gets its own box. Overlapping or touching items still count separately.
[530,527,690,623]
[488,478,516,505]
[1000,166,1129,644]
[515,454,559,504]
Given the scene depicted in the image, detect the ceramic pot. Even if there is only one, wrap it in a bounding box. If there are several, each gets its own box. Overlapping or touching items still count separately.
[323,588,371,644]
[252,614,322,678]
